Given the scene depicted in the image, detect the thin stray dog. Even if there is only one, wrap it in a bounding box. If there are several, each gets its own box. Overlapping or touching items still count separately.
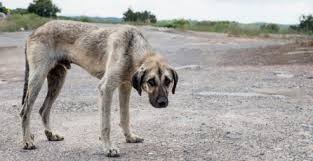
[20,20,178,157]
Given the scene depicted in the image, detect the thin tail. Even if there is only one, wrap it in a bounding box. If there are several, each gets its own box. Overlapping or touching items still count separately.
[22,44,29,105]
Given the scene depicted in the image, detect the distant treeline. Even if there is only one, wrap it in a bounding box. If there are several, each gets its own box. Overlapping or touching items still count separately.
[0,0,312,36]
[155,17,313,36]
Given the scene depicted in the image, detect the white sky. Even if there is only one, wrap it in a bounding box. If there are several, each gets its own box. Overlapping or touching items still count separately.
[2,0,313,24]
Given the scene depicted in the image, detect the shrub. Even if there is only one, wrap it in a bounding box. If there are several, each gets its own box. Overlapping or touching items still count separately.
[260,24,280,33]
[156,19,190,29]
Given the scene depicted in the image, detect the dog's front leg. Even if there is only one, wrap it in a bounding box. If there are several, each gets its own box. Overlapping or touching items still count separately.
[119,83,144,143]
[98,76,120,157]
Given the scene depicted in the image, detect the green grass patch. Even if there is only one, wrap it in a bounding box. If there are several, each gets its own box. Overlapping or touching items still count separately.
[0,14,50,32]
[155,19,311,37]
[58,16,122,24]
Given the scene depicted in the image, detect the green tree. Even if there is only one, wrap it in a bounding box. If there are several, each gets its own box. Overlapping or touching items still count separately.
[123,8,157,23]
[123,8,136,22]
[27,0,60,17]
[289,14,313,33]
[0,2,9,14]
[299,14,313,33]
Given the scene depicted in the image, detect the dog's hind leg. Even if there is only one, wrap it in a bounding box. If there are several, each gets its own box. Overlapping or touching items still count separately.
[119,83,144,143]
[39,64,67,141]
[21,63,51,150]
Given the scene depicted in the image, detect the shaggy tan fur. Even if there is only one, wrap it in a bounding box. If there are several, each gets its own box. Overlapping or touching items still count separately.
[20,20,178,157]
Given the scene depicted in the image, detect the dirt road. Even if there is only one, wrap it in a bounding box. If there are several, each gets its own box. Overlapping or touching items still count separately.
[0,25,313,161]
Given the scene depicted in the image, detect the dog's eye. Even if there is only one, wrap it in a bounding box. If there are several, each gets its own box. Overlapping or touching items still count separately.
[147,78,156,87]
[164,77,171,86]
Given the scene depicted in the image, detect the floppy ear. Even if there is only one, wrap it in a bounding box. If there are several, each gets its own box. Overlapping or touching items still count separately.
[132,70,146,96]
[169,68,178,94]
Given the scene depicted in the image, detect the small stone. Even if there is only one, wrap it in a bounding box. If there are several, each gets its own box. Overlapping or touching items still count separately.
[0,79,7,84]
[302,124,313,131]
[148,152,154,155]
[175,65,201,71]
[161,142,167,146]
[224,131,241,140]
[12,103,17,107]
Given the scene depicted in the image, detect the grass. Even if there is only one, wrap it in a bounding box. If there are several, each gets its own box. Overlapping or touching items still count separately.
[0,14,311,38]
[0,14,50,32]
[155,19,310,37]
[58,16,122,24]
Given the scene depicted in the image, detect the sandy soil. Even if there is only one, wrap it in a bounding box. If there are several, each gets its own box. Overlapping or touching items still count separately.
[0,25,313,161]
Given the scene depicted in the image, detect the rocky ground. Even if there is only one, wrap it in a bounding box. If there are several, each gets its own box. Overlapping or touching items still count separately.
[0,24,313,161]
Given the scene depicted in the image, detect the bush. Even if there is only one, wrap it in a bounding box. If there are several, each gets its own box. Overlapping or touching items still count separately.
[190,21,237,32]
[0,14,50,32]
[77,16,92,22]
[156,19,190,29]
[260,24,280,33]
[28,0,60,17]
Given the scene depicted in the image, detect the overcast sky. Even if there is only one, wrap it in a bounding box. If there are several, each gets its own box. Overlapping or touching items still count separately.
[2,0,313,24]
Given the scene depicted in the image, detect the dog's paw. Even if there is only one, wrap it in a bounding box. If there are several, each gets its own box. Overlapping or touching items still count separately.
[126,134,144,143]
[23,137,36,150]
[45,130,64,141]
[104,147,120,157]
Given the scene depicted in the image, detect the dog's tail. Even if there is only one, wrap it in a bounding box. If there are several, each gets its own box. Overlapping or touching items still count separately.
[22,44,29,105]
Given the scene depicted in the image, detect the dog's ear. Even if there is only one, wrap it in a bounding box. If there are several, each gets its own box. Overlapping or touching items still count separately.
[169,68,178,94]
[132,70,146,96]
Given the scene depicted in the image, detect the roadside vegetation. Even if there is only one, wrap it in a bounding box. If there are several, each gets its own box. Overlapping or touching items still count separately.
[0,0,312,37]
[155,19,312,37]
[0,0,56,32]
[0,13,49,32]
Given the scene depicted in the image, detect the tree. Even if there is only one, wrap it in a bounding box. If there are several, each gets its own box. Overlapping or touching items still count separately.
[122,8,157,23]
[289,14,313,33]
[299,14,313,33]
[123,8,136,22]
[0,2,9,14]
[27,0,60,17]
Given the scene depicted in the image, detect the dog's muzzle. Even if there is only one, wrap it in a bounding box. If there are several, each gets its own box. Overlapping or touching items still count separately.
[156,96,168,108]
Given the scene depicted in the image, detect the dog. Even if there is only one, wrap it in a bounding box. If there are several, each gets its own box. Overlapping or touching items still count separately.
[20,20,178,157]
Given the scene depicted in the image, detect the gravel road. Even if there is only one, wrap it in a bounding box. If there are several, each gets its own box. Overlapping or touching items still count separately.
[0,24,313,161]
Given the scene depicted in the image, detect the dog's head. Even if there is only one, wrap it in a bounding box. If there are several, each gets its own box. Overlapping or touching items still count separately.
[132,55,178,108]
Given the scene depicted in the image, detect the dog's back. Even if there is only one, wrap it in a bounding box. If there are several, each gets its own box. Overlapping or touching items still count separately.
[29,20,99,44]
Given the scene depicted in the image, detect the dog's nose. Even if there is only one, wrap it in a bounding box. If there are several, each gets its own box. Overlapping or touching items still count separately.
[157,97,168,108]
